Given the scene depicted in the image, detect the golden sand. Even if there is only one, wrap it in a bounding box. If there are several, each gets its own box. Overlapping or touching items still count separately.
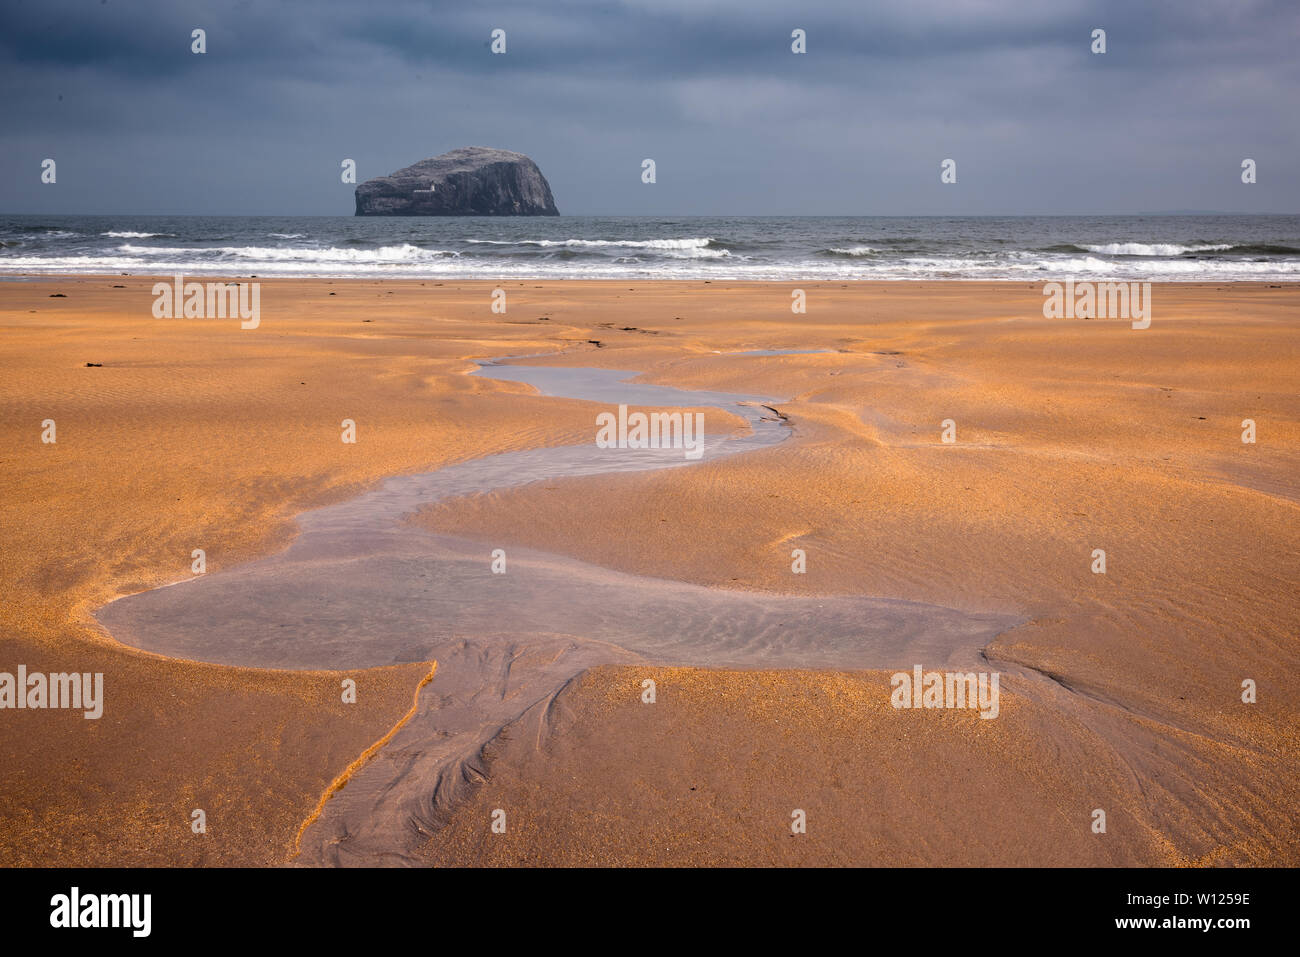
[1,276,1296,865]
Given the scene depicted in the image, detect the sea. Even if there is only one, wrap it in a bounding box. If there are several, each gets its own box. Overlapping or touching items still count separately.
[2,214,1298,282]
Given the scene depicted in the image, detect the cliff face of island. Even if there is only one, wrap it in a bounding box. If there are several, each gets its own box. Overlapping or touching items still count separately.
[354,147,559,216]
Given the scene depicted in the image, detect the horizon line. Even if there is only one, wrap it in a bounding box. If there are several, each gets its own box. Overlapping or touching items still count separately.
[4,210,1298,219]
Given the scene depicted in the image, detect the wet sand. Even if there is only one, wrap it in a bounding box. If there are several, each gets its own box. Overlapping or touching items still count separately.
[95,359,1015,863]
[1,276,1297,865]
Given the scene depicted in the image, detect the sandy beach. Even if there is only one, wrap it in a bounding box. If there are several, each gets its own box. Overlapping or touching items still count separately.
[1,276,1296,866]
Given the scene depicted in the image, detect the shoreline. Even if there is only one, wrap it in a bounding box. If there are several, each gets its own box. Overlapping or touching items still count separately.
[5,272,1300,284]
[6,210,1300,283]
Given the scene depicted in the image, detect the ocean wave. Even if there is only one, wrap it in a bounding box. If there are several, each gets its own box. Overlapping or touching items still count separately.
[3,224,1298,281]
[3,252,1299,281]
[1076,242,1240,256]
[822,246,880,257]
[6,225,81,237]
[681,248,730,258]
[116,243,459,262]
[1045,241,1300,257]
[1205,242,1300,255]
[464,237,717,250]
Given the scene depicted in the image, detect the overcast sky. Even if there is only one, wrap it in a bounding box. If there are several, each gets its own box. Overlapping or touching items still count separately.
[1,0,1296,216]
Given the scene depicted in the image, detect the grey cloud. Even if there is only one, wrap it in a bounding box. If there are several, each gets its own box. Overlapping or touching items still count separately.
[0,0,1294,215]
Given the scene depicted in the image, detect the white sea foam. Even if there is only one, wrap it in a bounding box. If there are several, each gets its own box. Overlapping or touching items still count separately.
[466,236,715,250]
[117,242,458,262]
[3,224,1298,281]
[6,251,1298,281]
[1081,242,1234,256]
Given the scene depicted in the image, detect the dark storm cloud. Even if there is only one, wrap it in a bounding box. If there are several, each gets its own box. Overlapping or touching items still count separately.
[0,0,1295,214]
